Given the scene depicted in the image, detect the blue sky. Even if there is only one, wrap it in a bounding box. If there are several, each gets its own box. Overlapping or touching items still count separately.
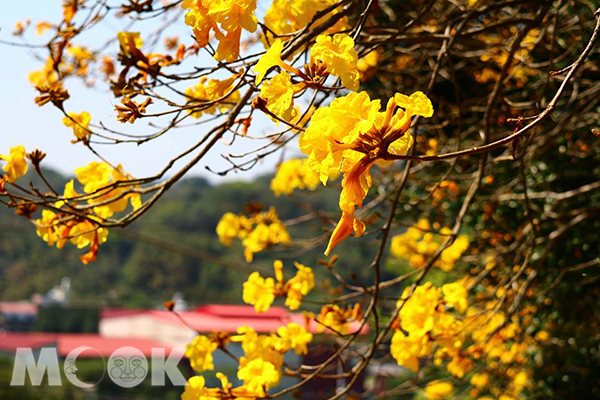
[0,2,287,183]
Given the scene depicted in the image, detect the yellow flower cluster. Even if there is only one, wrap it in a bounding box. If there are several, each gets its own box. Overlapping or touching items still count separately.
[299,91,433,255]
[1,145,29,183]
[34,209,108,265]
[270,158,322,196]
[32,162,141,264]
[183,323,312,398]
[181,0,257,62]
[424,380,454,399]
[185,74,241,119]
[185,335,218,373]
[390,281,468,373]
[243,260,315,312]
[390,219,469,271]
[216,207,291,262]
[73,161,142,219]
[263,0,349,43]
[252,34,359,123]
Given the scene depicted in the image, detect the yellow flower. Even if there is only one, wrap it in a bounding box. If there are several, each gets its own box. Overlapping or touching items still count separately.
[424,380,454,399]
[217,207,290,262]
[74,162,112,193]
[243,272,275,313]
[254,39,286,85]
[270,158,321,196]
[263,0,349,43]
[391,220,469,271]
[182,0,257,62]
[442,280,468,313]
[62,112,91,142]
[28,57,58,87]
[258,72,297,123]
[276,323,313,355]
[181,376,215,400]
[318,303,361,335]
[285,262,315,310]
[117,32,143,57]
[1,145,28,183]
[185,74,241,119]
[471,372,489,388]
[35,210,59,247]
[390,330,431,372]
[399,282,440,337]
[74,162,141,219]
[185,335,218,373]
[237,358,280,396]
[310,34,359,91]
[216,212,252,245]
[243,260,314,312]
[299,91,433,255]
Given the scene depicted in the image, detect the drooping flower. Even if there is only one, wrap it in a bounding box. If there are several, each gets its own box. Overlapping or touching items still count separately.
[62,112,91,142]
[299,90,433,255]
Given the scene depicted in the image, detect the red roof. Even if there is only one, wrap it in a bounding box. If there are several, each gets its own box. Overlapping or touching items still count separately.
[101,304,369,335]
[0,332,171,358]
[0,301,38,315]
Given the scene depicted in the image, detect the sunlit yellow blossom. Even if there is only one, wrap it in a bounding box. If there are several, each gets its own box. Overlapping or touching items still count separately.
[391,219,469,271]
[310,34,359,91]
[471,372,489,388]
[263,0,349,43]
[276,323,313,355]
[216,212,252,245]
[442,280,468,313]
[181,376,215,400]
[390,330,431,372]
[254,39,287,85]
[62,112,91,142]
[270,158,321,196]
[299,91,433,255]
[185,335,218,373]
[285,262,315,310]
[1,145,28,183]
[424,380,454,399]
[182,0,257,62]
[259,72,297,123]
[243,272,275,313]
[28,57,58,88]
[117,32,143,57]
[399,282,441,336]
[217,207,290,262]
[237,358,280,396]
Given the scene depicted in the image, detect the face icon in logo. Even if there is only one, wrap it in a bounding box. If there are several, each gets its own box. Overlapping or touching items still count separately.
[108,347,148,388]
[64,346,104,389]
